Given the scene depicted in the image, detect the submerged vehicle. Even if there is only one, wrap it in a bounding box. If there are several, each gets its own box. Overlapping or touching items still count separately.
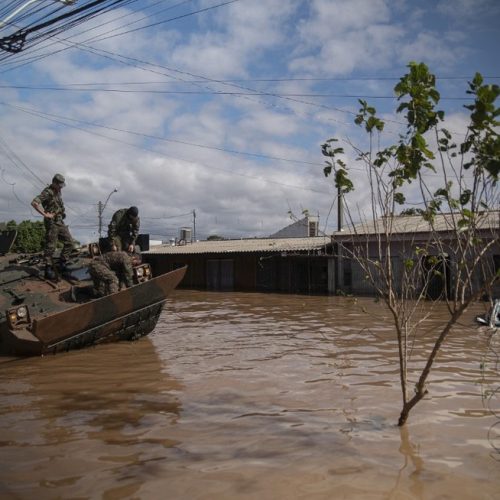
[0,232,186,356]
[475,299,500,329]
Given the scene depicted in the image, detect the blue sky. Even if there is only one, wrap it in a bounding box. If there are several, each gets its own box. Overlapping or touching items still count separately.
[0,0,498,244]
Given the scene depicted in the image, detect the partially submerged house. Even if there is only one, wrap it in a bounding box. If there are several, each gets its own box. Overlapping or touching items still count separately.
[143,216,334,294]
[332,211,500,298]
[144,236,333,293]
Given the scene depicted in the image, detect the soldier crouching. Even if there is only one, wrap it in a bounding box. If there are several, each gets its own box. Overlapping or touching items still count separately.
[88,258,119,297]
[88,251,137,297]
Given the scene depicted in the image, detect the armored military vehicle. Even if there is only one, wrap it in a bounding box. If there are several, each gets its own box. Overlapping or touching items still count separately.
[0,232,186,356]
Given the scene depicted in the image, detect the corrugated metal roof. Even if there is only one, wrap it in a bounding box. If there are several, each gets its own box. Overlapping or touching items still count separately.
[144,236,331,255]
[333,211,499,238]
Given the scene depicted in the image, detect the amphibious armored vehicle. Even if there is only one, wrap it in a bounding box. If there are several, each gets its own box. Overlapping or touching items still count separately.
[0,231,186,356]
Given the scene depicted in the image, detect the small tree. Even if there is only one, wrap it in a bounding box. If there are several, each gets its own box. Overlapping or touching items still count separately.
[322,62,499,425]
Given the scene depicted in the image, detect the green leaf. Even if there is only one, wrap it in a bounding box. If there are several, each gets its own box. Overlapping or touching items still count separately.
[460,190,471,205]
[394,192,406,205]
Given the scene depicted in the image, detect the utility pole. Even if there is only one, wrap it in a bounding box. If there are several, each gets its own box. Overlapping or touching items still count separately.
[337,184,343,232]
[98,188,118,238]
[193,209,196,242]
[336,185,344,295]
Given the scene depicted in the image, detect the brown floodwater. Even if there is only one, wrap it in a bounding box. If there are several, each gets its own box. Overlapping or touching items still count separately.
[0,291,498,499]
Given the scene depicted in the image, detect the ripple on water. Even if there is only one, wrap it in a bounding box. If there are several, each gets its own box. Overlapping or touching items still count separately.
[0,291,498,499]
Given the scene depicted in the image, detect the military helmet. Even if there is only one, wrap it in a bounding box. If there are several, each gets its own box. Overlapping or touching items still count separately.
[127,206,139,218]
[52,173,66,186]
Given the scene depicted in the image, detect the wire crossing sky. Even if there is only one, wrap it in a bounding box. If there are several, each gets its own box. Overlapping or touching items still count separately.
[0,0,498,242]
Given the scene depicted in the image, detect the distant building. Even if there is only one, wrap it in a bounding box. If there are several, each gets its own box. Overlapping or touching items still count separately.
[269,216,322,238]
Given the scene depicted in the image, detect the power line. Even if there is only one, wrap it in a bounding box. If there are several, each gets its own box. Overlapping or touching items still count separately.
[168,76,500,82]
[0,0,140,60]
[3,0,478,137]
[1,24,359,129]
[0,0,243,67]
[2,99,477,189]
[0,136,45,188]
[0,100,325,168]
[0,83,476,101]
[2,100,334,195]
[92,0,244,43]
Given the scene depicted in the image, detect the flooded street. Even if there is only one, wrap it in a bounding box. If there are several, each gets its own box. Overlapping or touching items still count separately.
[0,290,498,499]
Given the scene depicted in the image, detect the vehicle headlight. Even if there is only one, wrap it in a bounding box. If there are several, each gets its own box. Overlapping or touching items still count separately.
[134,264,152,283]
[16,306,28,319]
[7,305,30,329]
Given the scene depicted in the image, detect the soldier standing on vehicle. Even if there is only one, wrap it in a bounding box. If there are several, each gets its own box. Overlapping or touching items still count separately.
[88,251,140,297]
[31,173,75,278]
[108,206,140,252]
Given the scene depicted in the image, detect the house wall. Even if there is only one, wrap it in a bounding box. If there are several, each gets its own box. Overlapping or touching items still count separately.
[144,252,333,295]
[144,253,258,290]
[335,238,500,299]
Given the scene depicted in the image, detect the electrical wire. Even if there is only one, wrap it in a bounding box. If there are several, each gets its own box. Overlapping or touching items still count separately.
[0,100,326,168]
[1,100,334,195]
[0,0,241,67]
[0,83,476,101]
[0,0,140,60]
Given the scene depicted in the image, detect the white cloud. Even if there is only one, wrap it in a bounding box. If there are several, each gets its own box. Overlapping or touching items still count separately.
[0,0,497,244]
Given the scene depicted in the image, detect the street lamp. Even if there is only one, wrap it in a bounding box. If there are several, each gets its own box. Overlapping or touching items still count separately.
[98,188,118,238]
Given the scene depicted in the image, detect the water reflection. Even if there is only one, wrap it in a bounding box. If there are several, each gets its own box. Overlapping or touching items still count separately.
[388,425,425,499]
[0,290,498,499]
[0,340,181,499]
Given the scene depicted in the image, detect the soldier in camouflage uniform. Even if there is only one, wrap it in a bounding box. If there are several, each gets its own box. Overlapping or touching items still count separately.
[31,174,75,277]
[108,206,140,252]
[88,251,137,297]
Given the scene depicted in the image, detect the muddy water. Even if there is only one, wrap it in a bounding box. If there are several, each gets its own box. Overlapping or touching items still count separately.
[0,291,498,499]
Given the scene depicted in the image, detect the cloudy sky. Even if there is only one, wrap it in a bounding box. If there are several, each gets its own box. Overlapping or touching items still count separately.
[0,0,498,244]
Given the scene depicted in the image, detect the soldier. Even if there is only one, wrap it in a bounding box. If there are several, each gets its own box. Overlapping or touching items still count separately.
[88,251,140,297]
[31,173,75,278]
[108,206,140,252]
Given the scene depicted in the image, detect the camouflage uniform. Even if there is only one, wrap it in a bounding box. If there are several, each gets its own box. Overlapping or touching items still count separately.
[88,251,134,297]
[108,208,140,251]
[32,185,74,265]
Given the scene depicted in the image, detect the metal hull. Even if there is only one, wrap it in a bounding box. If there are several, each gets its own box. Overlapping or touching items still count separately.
[0,266,186,356]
